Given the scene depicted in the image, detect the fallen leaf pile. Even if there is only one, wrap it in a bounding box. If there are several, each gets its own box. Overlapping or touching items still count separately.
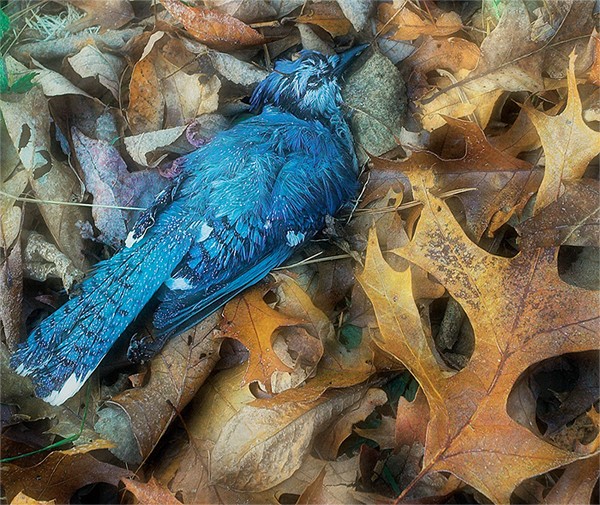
[0,1,598,504]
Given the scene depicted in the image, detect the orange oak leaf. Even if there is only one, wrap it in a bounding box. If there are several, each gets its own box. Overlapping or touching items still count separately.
[525,52,600,213]
[543,455,600,504]
[159,0,267,51]
[371,117,541,240]
[221,284,303,391]
[356,172,598,503]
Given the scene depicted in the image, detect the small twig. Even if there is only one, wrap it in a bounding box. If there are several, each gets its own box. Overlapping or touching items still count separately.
[0,190,146,211]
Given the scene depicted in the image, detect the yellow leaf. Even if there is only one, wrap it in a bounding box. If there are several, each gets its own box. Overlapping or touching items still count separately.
[358,172,599,503]
[525,52,600,213]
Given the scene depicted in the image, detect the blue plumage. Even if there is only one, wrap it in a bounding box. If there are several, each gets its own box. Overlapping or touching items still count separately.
[10,47,364,405]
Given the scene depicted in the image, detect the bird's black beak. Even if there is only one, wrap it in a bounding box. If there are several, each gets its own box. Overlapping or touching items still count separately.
[333,44,368,76]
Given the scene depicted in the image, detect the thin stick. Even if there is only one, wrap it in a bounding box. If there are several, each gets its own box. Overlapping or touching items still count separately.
[0,190,146,211]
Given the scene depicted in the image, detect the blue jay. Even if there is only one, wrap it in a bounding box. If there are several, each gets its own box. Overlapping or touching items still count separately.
[11,46,365,405]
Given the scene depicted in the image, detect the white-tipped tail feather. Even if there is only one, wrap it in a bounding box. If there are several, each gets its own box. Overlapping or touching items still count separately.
[42,370,94,406]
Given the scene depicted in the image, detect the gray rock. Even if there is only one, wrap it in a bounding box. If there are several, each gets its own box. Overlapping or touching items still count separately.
[342,51,407,165]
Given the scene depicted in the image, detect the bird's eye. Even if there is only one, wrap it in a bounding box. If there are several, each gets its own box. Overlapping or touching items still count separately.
[307,76,320,89]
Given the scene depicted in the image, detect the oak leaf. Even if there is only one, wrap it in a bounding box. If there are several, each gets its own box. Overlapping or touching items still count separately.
[356,173,598,503]
[525,52,600,213]
[222,284,303,391]
[371,117,541,240]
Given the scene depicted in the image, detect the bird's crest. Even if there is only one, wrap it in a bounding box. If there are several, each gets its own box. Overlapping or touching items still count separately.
[250,50,348,120]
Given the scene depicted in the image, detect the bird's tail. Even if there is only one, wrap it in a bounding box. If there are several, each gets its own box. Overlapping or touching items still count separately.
[11,234,189,405]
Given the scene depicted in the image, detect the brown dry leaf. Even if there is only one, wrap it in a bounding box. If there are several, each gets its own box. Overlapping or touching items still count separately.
[418,70,504,131]
[213,385,369,491]
[123,476,182,505]
[589,34,600,85]
[407,36,481,75]
[67,0,134,30]
[250,307,375,406]
[372,117,541,240]
[1,441,132,503]
[395,388,429,448]
[297,466,327,504]
[357,173,599,503]
[0,171,27,250]
[0,240,23,351]
[159,0,267,50]
[221,283,303,391]
[318,388,387,459]
[469,0,544,93]
[185,364,371,493]
[377,3,462,41]
[0,58,87,270]
[22,231,84,291]
[488,104,559,157]
[543,455,600,504]
[94,316,221,463]
[517,179,599,249]
[269,454,360,504]
[128,32,221,134]
[10,492,55,505]
[525,53,600,213]
[159,436,220,504]
[296,2,352,38]
[203,0,304,23]
[66,45,125,100]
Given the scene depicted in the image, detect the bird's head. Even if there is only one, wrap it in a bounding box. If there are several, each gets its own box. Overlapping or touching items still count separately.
[250,46,366,120]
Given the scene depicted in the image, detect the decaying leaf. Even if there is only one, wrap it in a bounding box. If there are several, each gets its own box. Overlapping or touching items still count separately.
[296,3,352,38]
[0,58,87,269]
[66,0,134,30]
[1,441,132,503]
[0,240,23,351]
[71,128,166,247]
[378,3,462,41]
[371,117,541,240]
[407,36,481,75]
[517,179,599,249]
[67,45,125,99]
[95,316,221,463]
[159,0,267,50]
[543,454,600,504]
[357,172,598,503]
[190,366,366,492]
[318,388,387,459]
[127,32,221,134]
[22,231,84,290]
[10,492,55,505]
[123,476,182,505]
